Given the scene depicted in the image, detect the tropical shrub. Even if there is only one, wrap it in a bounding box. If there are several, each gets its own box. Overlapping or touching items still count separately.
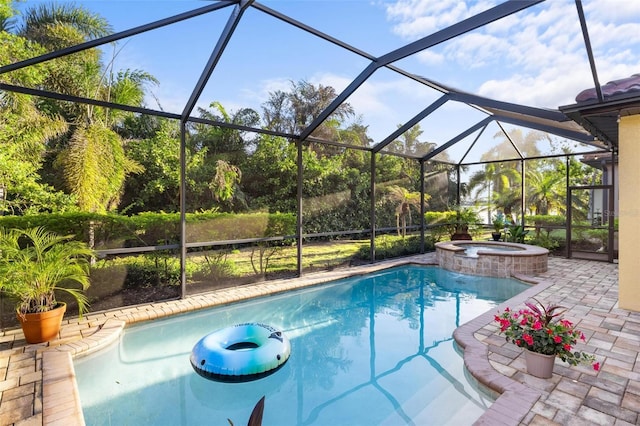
[90,254,185,290]
[357,235,422,260]
[506,224,529,243]
[528,234,561,251]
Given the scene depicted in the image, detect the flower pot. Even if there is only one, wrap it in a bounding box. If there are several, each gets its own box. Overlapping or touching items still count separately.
[491,232,501,241]
[525,349,555,378]
[451,232,472,240]
[17,303,66,344]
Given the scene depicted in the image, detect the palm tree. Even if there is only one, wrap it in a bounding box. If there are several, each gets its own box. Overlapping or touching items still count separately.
[394,124,423,156]
[0,0,16,32]
[385,185,429,238]
[187,102,258,211]
[0,6,75,214]
[467,162,522,220]
[467,128,548,220]
[262,80,355,149]
[56,125,143,212]
[526,168,565,215]
[17,3,157,213]
[192,101,260,165]
[19,3,111,44]
[18,3,111,117]
[209,159,243,205]
[100,69,159,125]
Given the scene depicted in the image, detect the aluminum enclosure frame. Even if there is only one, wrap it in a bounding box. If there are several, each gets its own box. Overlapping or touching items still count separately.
[0,0,619,297]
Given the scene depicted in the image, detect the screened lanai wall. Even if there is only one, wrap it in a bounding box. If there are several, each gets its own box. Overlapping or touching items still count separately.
[0,0,629,326]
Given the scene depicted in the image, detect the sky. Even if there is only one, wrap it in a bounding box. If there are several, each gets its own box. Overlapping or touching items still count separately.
[11,0,640,156]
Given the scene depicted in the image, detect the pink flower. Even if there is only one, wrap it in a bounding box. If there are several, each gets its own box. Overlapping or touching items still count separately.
[532,321,542,330]
[523,334,534,346]
[593,362,600,371]
[563,344,572,351]
[553,335,562,343]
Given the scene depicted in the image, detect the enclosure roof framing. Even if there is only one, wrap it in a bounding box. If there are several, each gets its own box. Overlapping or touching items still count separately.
[0,0,627,165]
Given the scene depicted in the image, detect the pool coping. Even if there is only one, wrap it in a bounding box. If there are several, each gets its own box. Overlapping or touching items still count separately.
[18,253,547,425]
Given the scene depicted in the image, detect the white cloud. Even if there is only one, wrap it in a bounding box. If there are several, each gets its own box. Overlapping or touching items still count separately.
[587,22,640,53]
[585,0,640,22]
[255,78,292,101]
[444,32,511,68]
[383,0,640,108]
[310,73,351,95]
[593,59,640,87]
[322,74,390,117]
[478,68,595,108]
[229,77,291,113]
[386,0,476,38]
[415,49,444,65]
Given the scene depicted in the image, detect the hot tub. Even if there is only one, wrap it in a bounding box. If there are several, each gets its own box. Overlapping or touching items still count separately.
[435,240,548,278]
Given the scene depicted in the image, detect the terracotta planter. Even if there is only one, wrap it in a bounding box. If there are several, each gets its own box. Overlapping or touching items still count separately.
[450,233,472,240]
[17,303,66,344]
[525,349,555,378]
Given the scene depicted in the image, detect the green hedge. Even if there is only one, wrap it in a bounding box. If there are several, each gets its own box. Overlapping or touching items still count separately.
[0,211,297,249]
[424,211,457,225]
[357,234,433,260]
[526,215,566,227]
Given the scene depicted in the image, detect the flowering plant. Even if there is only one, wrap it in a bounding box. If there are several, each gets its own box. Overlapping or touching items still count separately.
[494,299,599,371]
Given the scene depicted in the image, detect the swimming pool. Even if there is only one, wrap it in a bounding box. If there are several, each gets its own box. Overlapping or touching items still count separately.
[74,265,529,425]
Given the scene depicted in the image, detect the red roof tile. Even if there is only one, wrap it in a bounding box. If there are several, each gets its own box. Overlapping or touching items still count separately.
[575,73,640,103]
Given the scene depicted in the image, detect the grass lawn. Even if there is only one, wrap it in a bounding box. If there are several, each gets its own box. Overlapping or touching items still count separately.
[223,239,368,276]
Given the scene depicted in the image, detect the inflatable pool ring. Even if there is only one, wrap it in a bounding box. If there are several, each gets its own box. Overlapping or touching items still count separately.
[190,323,291,382]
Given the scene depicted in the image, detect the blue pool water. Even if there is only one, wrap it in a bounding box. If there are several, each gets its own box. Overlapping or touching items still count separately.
[457,244,522,258]
[74,265,529,426]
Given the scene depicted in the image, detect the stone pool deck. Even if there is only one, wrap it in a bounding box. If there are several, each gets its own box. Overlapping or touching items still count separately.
[0,255,633,425]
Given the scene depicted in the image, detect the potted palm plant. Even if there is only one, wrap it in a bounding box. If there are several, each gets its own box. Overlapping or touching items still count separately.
[0,227,93,343]
[492,213,505,241]
[449,206,478,240]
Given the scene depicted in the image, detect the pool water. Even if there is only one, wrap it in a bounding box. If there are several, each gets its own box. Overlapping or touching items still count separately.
[458,244,522,258]
[74,265,529,426]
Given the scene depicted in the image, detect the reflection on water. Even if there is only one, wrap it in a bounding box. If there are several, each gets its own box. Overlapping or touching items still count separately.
[74,265,528,426]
